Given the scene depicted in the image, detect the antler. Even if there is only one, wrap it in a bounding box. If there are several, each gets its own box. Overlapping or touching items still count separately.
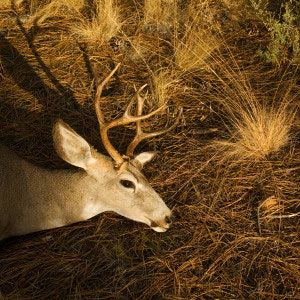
[126,86,183,158]
[95,63,179,168]
[94,63,124,166]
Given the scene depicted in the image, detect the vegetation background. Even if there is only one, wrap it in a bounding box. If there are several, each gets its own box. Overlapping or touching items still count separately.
[0,0,299,299]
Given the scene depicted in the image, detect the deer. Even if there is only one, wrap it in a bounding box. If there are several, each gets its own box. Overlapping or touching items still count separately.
[0,63,181,241]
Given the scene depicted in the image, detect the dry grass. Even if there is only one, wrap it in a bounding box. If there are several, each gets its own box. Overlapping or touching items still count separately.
[16,0,84,27]
[143,0,178,34]
[214,107,293,160]
[72,0,121,45]
[0,0,299,299]
[0,0,10,8]
[0,0,22,8]
[151,69,183,107]
[174,28,219,71]
[211,81,295,160]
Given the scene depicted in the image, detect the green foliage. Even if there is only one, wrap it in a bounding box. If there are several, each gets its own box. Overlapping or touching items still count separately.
[250,0,300,64]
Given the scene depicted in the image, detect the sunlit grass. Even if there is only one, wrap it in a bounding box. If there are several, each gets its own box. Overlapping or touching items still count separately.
[215,106,294,159]
[19,0,84,27]
[72,0,121,45]
[151,69,182,107]
[143,0,178,33]
[0,0,24,9]
[211,75,295,160]
[174,28,219,71]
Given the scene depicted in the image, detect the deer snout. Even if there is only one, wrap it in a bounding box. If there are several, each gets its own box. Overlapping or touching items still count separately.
[165,215,174,225]
[150,214,174,232]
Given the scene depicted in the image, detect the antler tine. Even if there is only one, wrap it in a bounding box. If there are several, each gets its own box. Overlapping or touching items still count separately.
[126,90,183,158]
[94,63,124,166]
[95,63,121,125]
[124,84,148,118]
[104,98,166,130]
[135,85,146,136]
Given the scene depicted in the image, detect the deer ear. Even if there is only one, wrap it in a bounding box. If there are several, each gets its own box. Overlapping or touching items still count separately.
[53,119,96,170]
[132,151,157,170]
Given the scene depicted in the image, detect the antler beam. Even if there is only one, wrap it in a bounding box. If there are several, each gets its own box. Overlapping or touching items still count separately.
[94,63,182,167]
[94,63,124,166]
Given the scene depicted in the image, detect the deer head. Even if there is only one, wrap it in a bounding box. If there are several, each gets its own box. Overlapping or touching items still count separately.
[53,64,181,232]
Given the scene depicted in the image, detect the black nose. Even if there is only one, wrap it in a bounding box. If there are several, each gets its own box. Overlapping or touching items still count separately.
[165,215,174,225]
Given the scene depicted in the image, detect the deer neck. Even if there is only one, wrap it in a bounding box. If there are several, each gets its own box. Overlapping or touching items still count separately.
[25,165,109,229]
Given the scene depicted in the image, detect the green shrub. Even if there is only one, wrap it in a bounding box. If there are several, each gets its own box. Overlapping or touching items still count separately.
[250,0,300,64]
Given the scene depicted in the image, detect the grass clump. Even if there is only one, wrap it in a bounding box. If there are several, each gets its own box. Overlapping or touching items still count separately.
[72,0,121,45]
[213,104,294,160]
[210,66,296,160]
[143,0,178,34]
[0,0,22,8]
[18,0,85,27]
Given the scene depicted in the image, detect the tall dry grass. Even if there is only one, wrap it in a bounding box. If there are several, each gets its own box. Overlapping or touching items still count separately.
[214,106,294,160]
[0,0,22,8]
[151,69,183,107]
[18,0,121,46]
[210,72,296,160]
[0,0,10,8]
[174,28,219,71]
[18,0,84,27]
[143,0,178,33]
[72,0,121,45]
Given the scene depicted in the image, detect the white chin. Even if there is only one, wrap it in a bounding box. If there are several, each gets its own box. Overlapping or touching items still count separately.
[151,226,167,233]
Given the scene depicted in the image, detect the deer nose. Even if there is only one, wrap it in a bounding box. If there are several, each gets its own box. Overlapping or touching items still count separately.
[150,214,174,230]
[165,214,174,226]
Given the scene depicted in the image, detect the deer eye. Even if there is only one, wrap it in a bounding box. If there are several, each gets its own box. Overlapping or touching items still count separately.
[120,179,135,190]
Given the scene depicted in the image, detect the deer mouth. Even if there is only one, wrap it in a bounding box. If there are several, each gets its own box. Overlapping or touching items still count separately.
[151,226,168,232]
[149,220,170,232]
